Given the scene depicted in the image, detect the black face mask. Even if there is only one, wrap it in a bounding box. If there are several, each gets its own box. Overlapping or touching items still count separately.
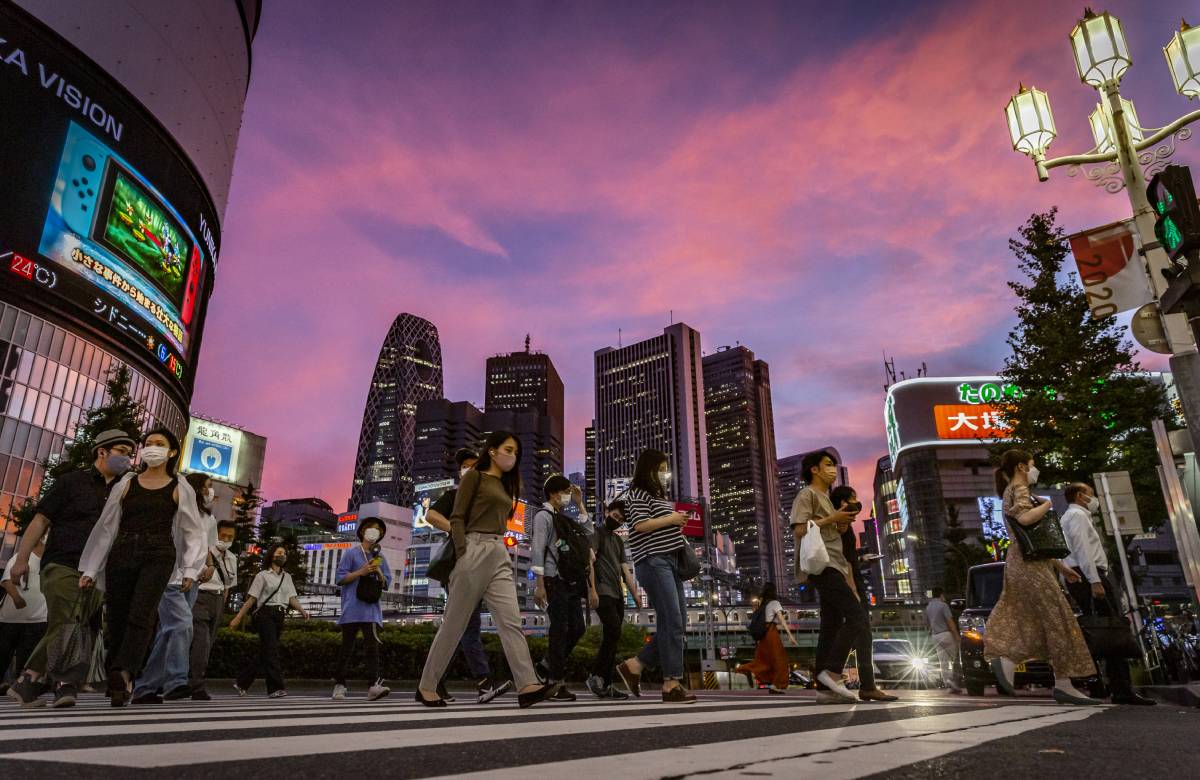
[605,516,622,532]
[272,556,287,567]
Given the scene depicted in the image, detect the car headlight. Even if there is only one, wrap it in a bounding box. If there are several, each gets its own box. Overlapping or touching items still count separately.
[909,657,928,669]
[958,615,987,634]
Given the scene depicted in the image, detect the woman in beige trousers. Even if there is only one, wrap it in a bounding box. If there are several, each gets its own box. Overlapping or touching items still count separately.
[416,431,554,709]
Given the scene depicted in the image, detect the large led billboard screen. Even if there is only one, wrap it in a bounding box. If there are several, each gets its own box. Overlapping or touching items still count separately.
[884,377,1014,463]
[0,4,219,399]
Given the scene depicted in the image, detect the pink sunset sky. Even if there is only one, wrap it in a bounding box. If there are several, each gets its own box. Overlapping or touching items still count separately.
[192,0,1189,512]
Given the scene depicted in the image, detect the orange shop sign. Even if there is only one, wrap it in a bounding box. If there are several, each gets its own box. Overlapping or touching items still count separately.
[933,404,1010,440]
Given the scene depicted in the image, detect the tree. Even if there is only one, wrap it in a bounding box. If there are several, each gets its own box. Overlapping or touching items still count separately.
[8,365,146,532]
[942,502,993,599]
[232,482,265,591]
[994,209,1173,530]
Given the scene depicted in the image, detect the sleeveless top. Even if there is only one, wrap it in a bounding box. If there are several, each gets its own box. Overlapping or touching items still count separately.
[120,476,178,537]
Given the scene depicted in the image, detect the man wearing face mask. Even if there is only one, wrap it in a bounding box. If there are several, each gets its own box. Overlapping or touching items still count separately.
[1060,483,1156,706]
[586,500,636,699]
[531,475,596,701]
[188,519,237,701]
[331,517,392,701]
[8,429,134,708]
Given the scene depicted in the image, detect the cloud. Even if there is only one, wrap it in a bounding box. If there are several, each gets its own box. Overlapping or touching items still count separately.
[194,0,1190,511]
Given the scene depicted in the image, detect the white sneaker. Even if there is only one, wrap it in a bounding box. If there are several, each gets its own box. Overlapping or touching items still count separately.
[816,671,857,703]
[331,684,347,700]
[367,682,390,702]
[268,690,288,699]
[232,683,248,697]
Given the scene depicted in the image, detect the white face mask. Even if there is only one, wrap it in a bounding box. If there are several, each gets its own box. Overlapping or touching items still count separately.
[558,492,573,508]
[363,528,381,543]
[1026,465,1039,486]
[140,446,170,467]
[660,470,672,485]
[205,488,216,503]
[215,540,231,552]
[1087,496,1100,513]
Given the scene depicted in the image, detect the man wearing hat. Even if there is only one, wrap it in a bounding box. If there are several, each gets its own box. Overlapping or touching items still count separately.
[331,516,392,701]
[8,429,135,708]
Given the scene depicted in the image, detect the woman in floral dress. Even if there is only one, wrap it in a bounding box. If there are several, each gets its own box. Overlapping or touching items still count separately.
[985,449,1100,705]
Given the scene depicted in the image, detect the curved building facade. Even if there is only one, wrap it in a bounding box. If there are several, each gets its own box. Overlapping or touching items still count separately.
[0,1,260,552]
[349,314,444,511]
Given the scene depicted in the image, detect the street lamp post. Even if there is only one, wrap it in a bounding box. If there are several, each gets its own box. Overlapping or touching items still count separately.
[1006,10,1200,456]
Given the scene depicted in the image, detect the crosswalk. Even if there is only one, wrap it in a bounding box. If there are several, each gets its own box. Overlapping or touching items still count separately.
[0,688,1104,778]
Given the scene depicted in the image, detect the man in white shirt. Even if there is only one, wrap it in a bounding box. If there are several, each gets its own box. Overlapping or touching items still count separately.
[189,520,238,700]
[0,537,48,694]
[1060,483,1154,706]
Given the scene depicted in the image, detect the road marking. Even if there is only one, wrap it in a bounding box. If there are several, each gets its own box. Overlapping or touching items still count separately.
[0,697,810,739]
[440,705,1101,780]
[0,702,918,767]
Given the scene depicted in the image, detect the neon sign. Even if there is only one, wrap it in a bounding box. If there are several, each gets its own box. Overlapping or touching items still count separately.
[957,382,1022,404]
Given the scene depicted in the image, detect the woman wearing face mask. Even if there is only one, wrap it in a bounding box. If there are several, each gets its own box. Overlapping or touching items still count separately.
[331,517,392,702]
[230,545,310,698]
[129,473,220,704]
[615,449,697,704]
[985,449,1099,705]
[77,429,206,707]
[416,431,554,708]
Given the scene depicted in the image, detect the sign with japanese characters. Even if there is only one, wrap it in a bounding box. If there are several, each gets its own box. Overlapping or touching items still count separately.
[181,417,243,483]
[0,5,219,399]
[885,377,1011,463]
[933,404,1010,440]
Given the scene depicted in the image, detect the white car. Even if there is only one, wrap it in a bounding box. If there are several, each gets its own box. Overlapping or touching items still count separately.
[863,639,936,688]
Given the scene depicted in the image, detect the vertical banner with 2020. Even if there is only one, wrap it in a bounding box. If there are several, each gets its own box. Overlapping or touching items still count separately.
[1068,219,1153,319]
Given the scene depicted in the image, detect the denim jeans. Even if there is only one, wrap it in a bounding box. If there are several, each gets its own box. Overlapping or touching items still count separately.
[635,553,686,680]
[133,584,199,696]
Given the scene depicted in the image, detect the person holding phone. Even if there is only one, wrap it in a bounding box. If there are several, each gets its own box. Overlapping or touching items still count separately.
[829,486,897,702]
[790,450,864,703]
[614,449,697,704]
[331,517,392,702]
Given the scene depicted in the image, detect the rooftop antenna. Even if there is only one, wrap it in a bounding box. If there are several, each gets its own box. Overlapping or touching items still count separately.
[883,353,898,391]
[524,334,531,353]
[670,310,674,325]
[618,328,622,348]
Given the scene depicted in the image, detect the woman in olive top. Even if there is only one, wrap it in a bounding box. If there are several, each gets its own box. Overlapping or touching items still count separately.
[416,431,554,709]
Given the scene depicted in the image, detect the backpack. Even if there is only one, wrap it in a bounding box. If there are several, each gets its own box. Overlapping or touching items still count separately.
[540,509,592,592]
[748,604,768,641]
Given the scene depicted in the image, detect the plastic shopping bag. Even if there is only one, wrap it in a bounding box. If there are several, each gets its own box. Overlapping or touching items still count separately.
[798,520,829,575]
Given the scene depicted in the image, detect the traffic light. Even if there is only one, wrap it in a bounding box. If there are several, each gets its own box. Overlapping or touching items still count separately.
[1146,164,1200,263]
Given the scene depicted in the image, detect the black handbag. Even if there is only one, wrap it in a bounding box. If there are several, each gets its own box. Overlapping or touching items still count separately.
[427,484,476,585]
[1006,505,1069,560]
[676,541,702,580]
[1077,614,1141,659]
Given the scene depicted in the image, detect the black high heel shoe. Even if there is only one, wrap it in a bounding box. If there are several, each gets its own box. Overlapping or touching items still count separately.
[517,683,555,709]
[414,689,447,708]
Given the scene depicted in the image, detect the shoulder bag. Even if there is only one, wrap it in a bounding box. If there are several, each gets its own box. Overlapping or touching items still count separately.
[1006,498,1069,560]
[428,482,477,585]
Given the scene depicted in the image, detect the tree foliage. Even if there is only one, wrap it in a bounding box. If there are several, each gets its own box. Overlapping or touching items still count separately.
[994,209,1172,529]
[7,365,146,533]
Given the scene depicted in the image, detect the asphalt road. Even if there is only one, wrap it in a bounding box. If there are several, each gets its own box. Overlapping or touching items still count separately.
[0,686,1192,779]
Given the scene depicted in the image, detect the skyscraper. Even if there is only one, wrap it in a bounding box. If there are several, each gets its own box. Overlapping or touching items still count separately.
[702,346,783,587]
[584,423,597,512]
[348,314,443,510]
[412,398,484,486]
[484,340,564,504]
[594,322,709,504]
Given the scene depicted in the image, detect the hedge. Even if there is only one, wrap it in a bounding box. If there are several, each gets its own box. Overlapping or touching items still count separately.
[206,618,652,683]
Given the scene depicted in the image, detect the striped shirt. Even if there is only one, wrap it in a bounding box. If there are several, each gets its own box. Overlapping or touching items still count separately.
[624,487,685,564]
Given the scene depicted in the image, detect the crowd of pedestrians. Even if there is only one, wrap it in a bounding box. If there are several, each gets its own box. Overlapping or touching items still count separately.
[0,431,1169,710]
